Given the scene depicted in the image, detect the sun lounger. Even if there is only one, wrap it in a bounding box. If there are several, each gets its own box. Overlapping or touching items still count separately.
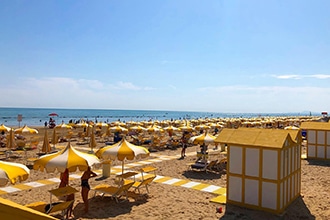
[132,175,156,194]
[93,180,134,203]
[25,200,74,219]
[190,160,218,173]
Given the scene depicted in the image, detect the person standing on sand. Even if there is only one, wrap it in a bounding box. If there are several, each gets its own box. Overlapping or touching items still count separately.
[180,131,189,159]
[59,168,74,219]
[81,166,97,213]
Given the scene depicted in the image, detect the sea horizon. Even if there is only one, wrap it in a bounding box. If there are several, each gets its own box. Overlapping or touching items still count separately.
[0,107,319,127]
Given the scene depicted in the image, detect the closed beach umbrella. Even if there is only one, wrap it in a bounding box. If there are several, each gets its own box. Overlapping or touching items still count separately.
[14,125,38,134]
[189,132,217,145]
[0,160,30,187]
[89,129,97,152]
[33,142,100,173]
[51,128,58,147]
[6,129,16,150]
[96,138,149,174]
[0,124,11,133]
[41,128,51,154]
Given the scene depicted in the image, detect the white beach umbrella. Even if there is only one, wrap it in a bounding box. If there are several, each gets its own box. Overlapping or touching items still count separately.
[33,142,101,173]
[14,125,38,134]
[96,138,149,174]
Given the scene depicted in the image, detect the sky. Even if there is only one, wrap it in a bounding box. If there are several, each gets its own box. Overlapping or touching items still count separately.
[1,0,330,114]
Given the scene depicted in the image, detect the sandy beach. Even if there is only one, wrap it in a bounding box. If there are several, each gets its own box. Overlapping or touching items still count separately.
[1,125,330,220]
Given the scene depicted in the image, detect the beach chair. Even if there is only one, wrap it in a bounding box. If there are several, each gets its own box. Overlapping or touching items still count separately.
[214,158,227,172]
[132,175,156,194]
[190,160,218,173]
[25,200,74,220]
[92,180,135,203]
[140,166,157,180]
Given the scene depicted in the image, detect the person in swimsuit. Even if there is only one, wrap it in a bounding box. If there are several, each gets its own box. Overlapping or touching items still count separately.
[81,166,97,213]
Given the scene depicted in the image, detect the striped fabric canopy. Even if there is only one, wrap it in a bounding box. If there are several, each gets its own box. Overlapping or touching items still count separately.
[14,125,38,134]
[96,138,149,161]
[189,132,217,145]
[33,142,100,173]
[96,138,149,173]
[0,161,30,187]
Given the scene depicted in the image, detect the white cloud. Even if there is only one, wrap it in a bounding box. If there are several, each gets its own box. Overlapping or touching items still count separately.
[272,74,330,80]
[1,76,330,113]
[272,75,302,79]
[311,74,330,79]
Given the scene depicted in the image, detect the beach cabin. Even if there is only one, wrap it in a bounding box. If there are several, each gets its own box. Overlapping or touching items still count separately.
[300,121,330,160]
[215,128,301,214]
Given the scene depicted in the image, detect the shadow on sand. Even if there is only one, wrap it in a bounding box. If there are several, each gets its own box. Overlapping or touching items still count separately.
[219,196,315,220]
[182,169,223,180]
[72,195,149,219]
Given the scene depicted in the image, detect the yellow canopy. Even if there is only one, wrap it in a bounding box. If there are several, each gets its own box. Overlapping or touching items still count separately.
[14,125,38,134]
[0,197,58,220]
[0,160,30,186]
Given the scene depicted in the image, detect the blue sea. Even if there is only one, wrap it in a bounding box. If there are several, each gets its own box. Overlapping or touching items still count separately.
[0,107,315,127]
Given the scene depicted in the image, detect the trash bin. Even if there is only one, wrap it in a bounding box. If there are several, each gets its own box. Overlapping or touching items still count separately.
[102,160,111,177]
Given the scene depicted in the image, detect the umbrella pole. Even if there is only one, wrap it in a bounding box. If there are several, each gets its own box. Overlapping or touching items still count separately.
[122,161,124,174]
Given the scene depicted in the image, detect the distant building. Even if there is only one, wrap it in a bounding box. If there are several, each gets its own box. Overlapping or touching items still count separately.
[215,128,301,214]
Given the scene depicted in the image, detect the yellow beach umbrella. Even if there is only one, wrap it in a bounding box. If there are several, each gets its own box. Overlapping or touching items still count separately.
[95,122,109,128]
[0,124,11,133]
[96,138,149,174]
[128,125,146,133]
[41,128,51,154]
[0,160,30,187]
[178,125,194,132]
[55,122,73,130]
[146,125,163,133]
[284,125,300,130]
[163,125,180,133]
[0,197,58,220]
[14,125,38,134]
[75,122,90,128]
[108,125,128,133]
[194,124,211,131]
[33,142,101,173]
[189,132,217,145]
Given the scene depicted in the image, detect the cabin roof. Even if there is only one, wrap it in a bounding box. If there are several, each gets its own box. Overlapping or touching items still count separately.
[215,128,299,149]
[300,121,330,130]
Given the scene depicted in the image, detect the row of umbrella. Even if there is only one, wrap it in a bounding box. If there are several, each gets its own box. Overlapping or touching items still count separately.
[0,124,38,134]
[0,137,150,187]
[0,130,217,187]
